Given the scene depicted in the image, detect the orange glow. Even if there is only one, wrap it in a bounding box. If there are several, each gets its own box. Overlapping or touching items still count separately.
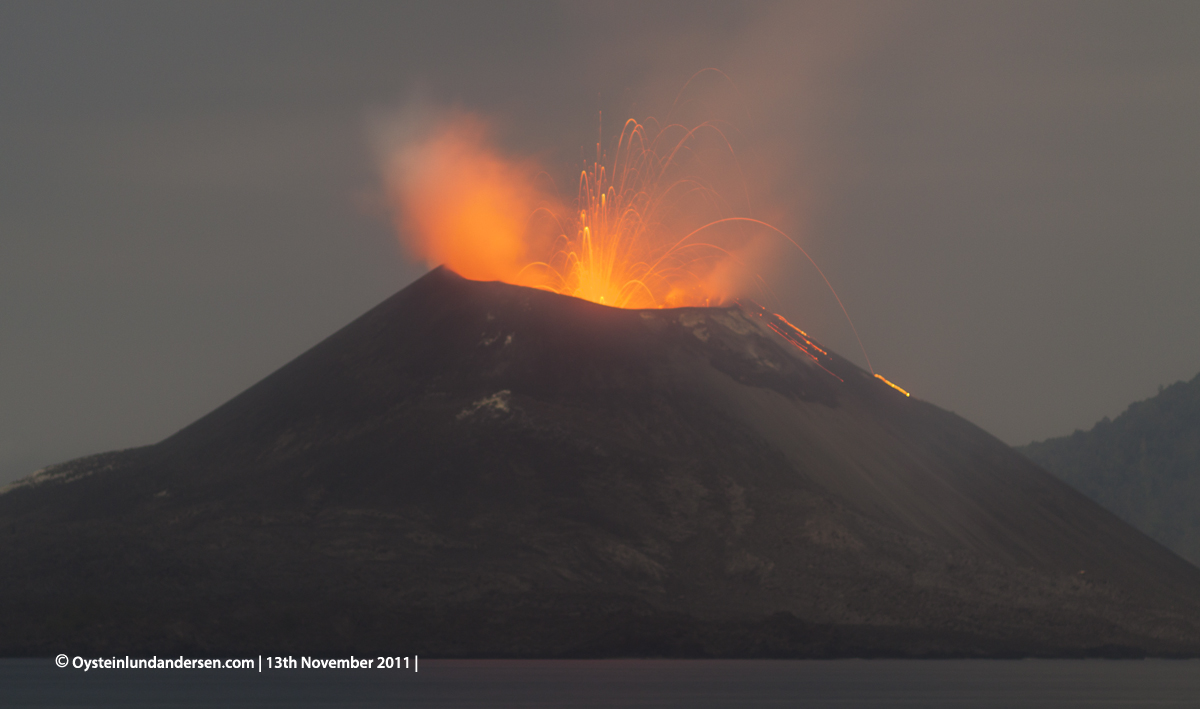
[379,105,877,376]
[874,374,911,397]
[382,115,542,282]
[383,114,766,308]
[741,300,844,382]
[515,118,764,308]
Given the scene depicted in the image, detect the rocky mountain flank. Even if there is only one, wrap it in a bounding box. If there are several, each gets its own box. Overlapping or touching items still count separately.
[1021,373,1200,567]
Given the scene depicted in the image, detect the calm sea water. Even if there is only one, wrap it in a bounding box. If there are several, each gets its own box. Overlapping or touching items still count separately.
[5,658,1200,707]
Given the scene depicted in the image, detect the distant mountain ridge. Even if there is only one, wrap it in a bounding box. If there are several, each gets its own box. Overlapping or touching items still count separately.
[1020,373,1200,567]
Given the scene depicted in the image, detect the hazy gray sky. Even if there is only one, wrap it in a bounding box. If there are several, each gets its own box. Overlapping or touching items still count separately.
[2,1,1198,484]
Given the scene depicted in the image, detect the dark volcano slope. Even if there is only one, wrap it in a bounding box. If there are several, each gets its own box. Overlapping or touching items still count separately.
[4,267,1200,657]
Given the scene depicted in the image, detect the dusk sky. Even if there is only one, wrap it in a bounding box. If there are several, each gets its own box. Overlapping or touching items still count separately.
[2,1,1198,485]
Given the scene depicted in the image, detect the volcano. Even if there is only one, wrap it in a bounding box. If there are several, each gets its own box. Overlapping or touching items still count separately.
[3,267,1200,657]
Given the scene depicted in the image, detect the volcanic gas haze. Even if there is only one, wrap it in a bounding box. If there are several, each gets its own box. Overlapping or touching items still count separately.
[377,106,773,309]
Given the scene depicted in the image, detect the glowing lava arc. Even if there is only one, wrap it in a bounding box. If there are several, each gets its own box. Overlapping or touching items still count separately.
[739,300,844,382]
[739,299,912,396]
[508,116,878,374]
[874,374,911,397]
[514,118,757,310]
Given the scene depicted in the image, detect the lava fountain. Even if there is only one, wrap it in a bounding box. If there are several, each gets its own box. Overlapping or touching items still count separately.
[381,112,771,309]
[515,117,768,308]
[379,106,877,375]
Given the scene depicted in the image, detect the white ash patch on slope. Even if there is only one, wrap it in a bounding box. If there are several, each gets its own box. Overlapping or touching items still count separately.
[456,390,512,421]
[678,311,710,341]
[0,453,124,495]
[710,309,761,336]
[479,331,514,348]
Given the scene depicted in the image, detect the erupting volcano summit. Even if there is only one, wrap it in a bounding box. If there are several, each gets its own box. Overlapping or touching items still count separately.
[3,268,1200,657]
